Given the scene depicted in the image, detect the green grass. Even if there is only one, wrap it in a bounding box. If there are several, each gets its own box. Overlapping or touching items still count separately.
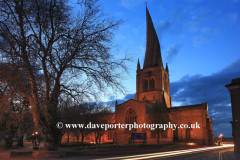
[0,140,33,152]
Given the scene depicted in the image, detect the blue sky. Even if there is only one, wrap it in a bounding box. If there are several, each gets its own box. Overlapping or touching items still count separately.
[97,0,240,138]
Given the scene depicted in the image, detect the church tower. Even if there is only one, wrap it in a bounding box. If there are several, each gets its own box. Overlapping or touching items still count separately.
[135,7,172,108]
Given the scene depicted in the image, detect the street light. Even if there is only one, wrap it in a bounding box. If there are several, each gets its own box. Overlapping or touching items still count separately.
[219,134,223,138]
[32,132,39,150]
[219,134,223,145]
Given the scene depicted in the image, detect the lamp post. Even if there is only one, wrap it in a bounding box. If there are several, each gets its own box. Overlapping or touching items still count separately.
[32,132,39,150]
[219,134,223,145]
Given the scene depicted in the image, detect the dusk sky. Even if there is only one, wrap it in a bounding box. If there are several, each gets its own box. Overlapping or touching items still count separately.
[91,0,240,138]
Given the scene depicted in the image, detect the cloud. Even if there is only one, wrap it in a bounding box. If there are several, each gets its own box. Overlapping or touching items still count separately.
[190,7,212,21]
[171,59,240,106]
[110,58,240,137]
[108,95,116,101]
[165,44,182,63]
[170,58,240,137]
[158,21,172,32]
[106,93,136,106]
[193,27,220,46]
[194,35,208,46]
[156,9,186,36]
[227,13,238,24]
[222,13,239,25]
[156,7,212,37]
[159,5,165,11]
[201,27,220,36]
[115,12,126,17]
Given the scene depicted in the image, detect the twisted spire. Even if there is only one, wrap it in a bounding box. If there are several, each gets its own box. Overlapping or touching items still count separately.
[143,7,163,69]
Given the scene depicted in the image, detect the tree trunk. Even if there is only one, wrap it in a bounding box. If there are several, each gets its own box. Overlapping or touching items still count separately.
[41,116,61,151]
[4,129,15,149]
[59,139,62,145]
[99,135,101,144]
[81,133,84,146]
[17,133,24,147]
[157,129,160,144]
[67,133,69,144]
[77,136,79,144]
[95,133,98,144]
[4,137,13,149]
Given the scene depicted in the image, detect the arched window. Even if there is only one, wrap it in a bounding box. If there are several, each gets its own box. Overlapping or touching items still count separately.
[150,78,155,90]
[143,79,148,91]
[125,107,137,132]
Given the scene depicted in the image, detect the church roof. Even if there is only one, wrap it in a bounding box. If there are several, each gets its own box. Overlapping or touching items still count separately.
[115,99,147,107]
[169,103,206,111]
[143,7,163,69]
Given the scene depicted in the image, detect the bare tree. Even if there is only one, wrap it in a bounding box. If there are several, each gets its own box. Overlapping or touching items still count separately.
[0,0,129,150]
[73,103,93,146]
[147,101,171,144]
[0,63,39,148]
[0,92,22,149]
[16,99,35,147]
[91,103,113,144]
[0,80,34,148]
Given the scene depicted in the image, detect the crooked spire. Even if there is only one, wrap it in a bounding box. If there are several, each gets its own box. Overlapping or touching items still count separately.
[143,7,163,69]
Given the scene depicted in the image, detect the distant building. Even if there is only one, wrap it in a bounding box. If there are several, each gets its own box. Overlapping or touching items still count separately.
[62,7,214,145]
[226,78,240,152]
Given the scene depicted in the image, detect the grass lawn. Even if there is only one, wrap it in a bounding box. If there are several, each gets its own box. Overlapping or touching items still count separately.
[0,140,33,152]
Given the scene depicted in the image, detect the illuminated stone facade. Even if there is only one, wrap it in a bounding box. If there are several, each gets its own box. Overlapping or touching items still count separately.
[114,7,214,145]
[62,7,214,145]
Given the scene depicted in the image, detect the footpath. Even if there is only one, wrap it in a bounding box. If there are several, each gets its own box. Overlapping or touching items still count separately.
[0,144,238,159]
[0,143,44,158]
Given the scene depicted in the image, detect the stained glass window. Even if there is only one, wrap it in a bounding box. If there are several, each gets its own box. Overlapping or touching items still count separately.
[125,107,137,132]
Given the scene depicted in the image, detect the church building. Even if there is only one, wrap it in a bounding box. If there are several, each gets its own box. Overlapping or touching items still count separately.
[114,7,214,145]
[61,7,214,145]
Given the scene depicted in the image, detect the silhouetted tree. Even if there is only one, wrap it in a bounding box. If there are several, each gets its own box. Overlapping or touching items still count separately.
[0,93,23,149]
[72,103,93,146]
[0,63,39,148]
[0,83,34,148]
[147,101,171,144]
[0,0,128,150]
[91,103,113,144]
[16,99,35,147]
